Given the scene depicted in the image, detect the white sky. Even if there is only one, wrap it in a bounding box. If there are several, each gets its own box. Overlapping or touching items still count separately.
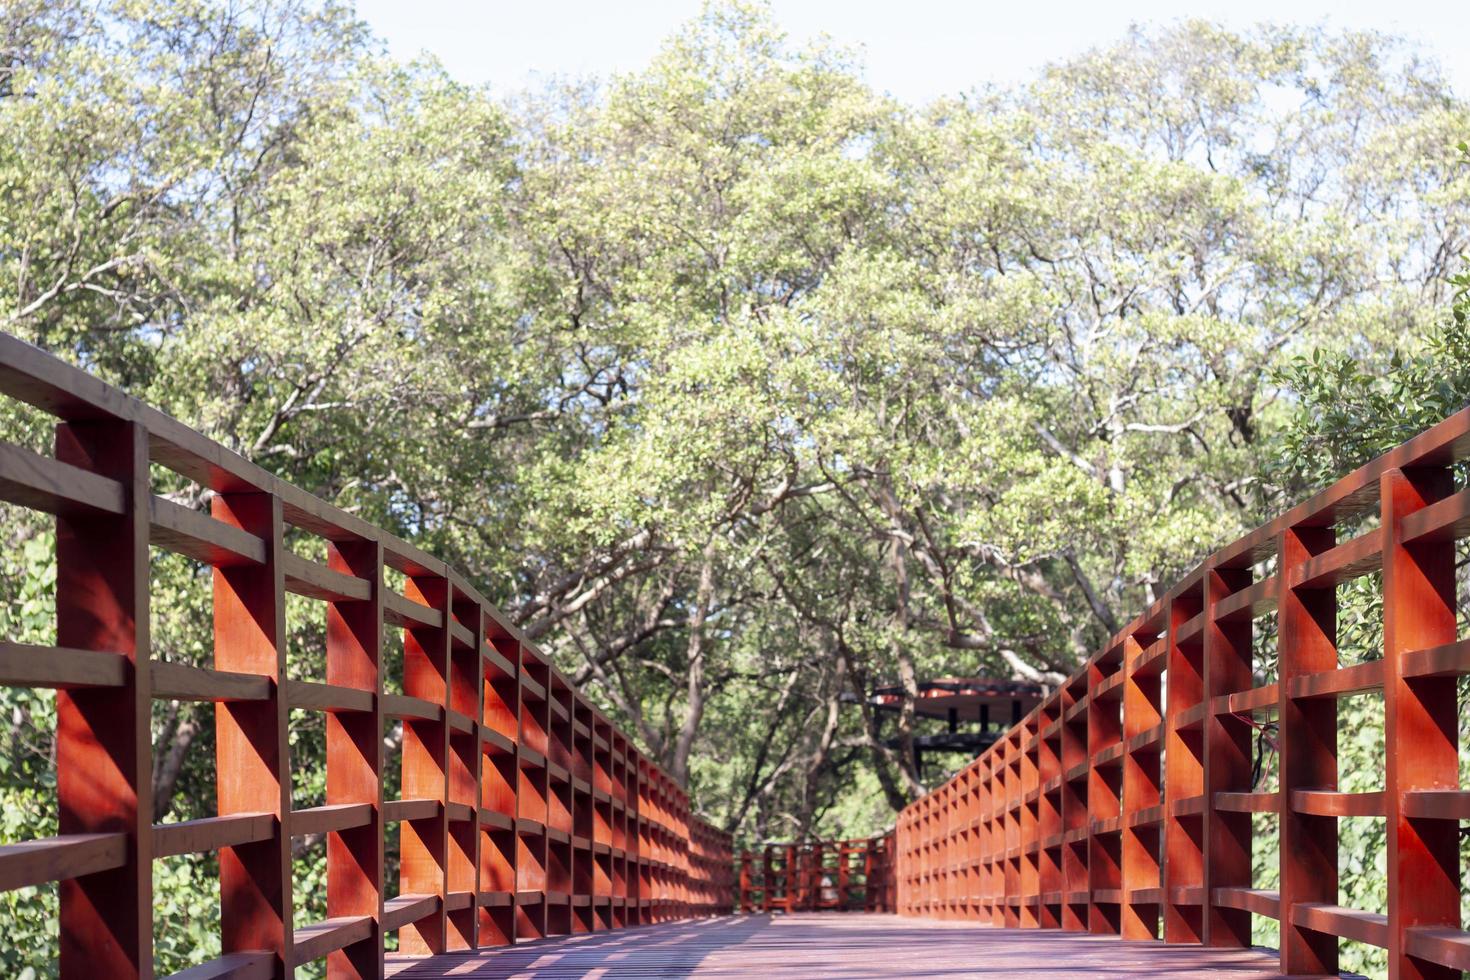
[353,0,1469,102]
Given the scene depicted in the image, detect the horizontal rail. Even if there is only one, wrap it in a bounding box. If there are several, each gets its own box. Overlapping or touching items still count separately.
[895,398,1470,978]
[0,333,733,978]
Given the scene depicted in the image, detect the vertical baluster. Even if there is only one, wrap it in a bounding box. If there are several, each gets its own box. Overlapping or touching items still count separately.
[1021,716,1039,926]
[446,587,481,949]
[326,539,384,979]
[213,491,290,974]
[1381,468,1459,980]
[1061,676,1088,931]
[1203,565,1253,947]
[399,571,449,952]
[1039,700,1063,929]
[479,629,519,945]
[1276,525,1337,975]
[1122,628,1163,940]
[1163,593,1204,943]
[55,419,151,979]
[1087,652,1121,935]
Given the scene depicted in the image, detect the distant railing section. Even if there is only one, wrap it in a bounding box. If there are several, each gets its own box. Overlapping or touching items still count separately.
[737,836,895,914]
[0,334,733,979]
[895,405,1470,977]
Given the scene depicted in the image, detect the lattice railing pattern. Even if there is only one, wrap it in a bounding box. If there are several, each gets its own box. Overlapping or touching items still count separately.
[895,405,1470,976]
[0,334,733,978]
[737,836,895,914]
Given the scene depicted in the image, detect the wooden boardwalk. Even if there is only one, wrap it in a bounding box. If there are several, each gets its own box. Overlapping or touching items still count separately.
[387,913,1313,978]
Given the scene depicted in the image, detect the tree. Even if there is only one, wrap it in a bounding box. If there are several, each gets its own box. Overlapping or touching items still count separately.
[2,3,1467,974]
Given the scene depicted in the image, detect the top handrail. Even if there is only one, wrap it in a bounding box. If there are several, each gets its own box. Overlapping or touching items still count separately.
[895,401,1470,977]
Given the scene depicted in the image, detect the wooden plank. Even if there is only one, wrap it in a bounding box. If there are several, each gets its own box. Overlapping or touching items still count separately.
[1401,637,1470,678]
[0,832,127,891]
[448,618,476,650]
[154,814,275,858]
[0,441,124,515]
[383,589,442,628]
[1212,887,1280,919]
[1404,926,1470,972]
[480,809,514,832]
[482,727,514,755]
[1214,791,1278,813]
[281,550,370,602]
[1290,529,1382,590]
[520,674,547,701]
[1400,484,1470,544]
[382,894,440,932]
[1285,659,1384,700]
[151,660,271,702]
[1212,682,1277,716]
[287,679,374,714]
[1174,611,1205,645]
[383,692,440,722]
[1213,576,1277,622]
[1401,789,1470,820]
[384,799,441,822]
[150,495,265,567]
[1290,789,1385,818]
[290,803,374,838]
[0,642,126,689]
[157,952,274,980]
[292,915,374,965]
[1291,903,1389,948]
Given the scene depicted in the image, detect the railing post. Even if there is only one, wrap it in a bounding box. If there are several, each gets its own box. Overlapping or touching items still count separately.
[1163,594,1203,943]
[1086,651,1121,935]
[1002,729,1020,926]
[212,491,291,975]
[1121,627,1162,939]
[447,587,483,948]
[978,756,994,923]
[1021,714,1040,927]
[326,539,385,979]
[1381,467,1459,980]
[1039,700,1063,929]
[399,571,451,952]
[1276,525,1337,975]
[55,419,151,980]
[1203,565,1253,947]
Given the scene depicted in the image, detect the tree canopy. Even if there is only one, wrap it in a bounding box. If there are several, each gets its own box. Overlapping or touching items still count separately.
[1,2,1467,974]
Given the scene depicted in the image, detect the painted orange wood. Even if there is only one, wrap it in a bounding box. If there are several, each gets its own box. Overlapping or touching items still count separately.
[54,418,151,979]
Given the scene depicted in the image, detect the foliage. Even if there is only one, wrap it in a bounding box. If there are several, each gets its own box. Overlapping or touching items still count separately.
[1,1,1468,975]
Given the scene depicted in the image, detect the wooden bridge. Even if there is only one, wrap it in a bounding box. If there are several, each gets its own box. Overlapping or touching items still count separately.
[1,330,1468,978]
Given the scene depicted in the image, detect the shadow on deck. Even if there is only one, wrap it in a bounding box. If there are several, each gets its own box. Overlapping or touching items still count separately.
[387,912,1334,978]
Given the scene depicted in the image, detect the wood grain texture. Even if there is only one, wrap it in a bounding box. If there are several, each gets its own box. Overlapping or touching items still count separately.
[54,418,151,980]
[0,333,733,980]
[388,913,1295,979]
[212,492,291,976]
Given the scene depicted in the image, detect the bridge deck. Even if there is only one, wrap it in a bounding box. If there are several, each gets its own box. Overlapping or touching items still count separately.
[386,913,1314,978]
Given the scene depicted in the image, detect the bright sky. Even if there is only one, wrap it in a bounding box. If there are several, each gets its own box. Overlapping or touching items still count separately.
[353,0,1469,102]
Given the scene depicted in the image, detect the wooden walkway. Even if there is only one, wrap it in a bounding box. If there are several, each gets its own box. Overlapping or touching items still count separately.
[387,913,1315,978]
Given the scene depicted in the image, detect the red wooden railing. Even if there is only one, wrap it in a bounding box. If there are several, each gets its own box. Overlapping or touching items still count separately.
[0,334,733,978]
[737,836,895,914]
[895,405,1470,976]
